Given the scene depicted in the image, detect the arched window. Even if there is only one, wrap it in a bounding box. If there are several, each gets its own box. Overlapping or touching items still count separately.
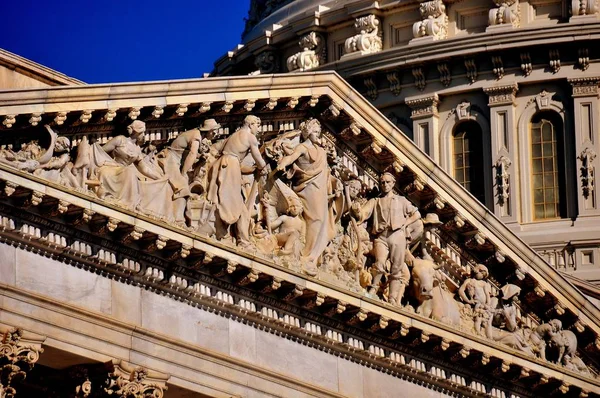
[452,121,485,204]
[530,111,566,220]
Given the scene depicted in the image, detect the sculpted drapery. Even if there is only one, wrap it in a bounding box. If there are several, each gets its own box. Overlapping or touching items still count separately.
[0,115,593,375]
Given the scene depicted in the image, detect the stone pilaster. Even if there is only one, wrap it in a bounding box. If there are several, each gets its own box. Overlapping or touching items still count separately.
[484,83,519,222]
[569,77,600,215]
[405,94,440,159]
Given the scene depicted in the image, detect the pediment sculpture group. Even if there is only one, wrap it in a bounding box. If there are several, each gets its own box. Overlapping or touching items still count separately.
[0,116,591,375]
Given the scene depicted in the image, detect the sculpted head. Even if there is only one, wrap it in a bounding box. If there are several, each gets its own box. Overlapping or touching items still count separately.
[379,172,396,194]
[473,264,489,280]
[346,179,363,200]
[244,115,261,135]
[549,319,562,332]
[300,118,321,142]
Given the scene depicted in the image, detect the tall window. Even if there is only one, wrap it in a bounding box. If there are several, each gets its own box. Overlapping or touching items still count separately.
[530,111,565,220]
[453,121,485,204]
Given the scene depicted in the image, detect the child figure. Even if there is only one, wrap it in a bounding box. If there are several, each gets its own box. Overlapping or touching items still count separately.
[269,201,304,255]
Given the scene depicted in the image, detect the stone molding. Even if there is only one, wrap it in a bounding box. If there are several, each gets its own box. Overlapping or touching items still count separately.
[484,83,519,106]
[0,73,600,393]
[405,94,440,118]
[569,77,600,97]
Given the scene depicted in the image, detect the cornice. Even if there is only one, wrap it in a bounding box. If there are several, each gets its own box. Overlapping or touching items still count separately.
[0,72,599,394]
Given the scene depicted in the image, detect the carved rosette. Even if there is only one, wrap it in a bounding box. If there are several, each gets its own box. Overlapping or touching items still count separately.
[287,32,324,72]
[489,0,520,28]
[0,327,45,397]
[105,360,169,398]
[413,0,448,40]
[344,15,382,56]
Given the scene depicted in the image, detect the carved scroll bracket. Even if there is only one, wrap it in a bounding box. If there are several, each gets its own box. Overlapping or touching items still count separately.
[343,15,382,58]
[488,0,520,28]
[412,0,448,41]
[287,32,324,72]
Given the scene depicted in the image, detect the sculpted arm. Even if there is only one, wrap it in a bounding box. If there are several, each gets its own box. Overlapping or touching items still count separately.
[277,145,306,171]
[353,198,376,224]
[182,137,200,174]
[101,136,122,154]
[249,134,267,170]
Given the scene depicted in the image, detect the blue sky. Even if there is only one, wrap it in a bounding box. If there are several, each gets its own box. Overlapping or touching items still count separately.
[1,1,249,83]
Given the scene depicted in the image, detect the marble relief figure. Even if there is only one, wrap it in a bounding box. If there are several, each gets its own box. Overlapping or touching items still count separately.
[0,114,592,376]
[275,119,339,275]
[353,172,421,305]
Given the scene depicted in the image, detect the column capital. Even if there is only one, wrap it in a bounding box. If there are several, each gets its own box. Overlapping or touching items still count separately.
[568,77,600,98]
[483,83,518,106]
[405,93,440,118]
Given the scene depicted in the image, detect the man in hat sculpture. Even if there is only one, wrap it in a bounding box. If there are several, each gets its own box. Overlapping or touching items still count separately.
[353,172,421,306]
[159,119,222,224]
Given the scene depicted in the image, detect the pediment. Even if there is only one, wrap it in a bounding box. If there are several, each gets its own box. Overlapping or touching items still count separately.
[0,72,599,396]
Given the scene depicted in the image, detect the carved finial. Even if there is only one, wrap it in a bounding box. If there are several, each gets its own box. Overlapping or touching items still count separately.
[287,32,323,72]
